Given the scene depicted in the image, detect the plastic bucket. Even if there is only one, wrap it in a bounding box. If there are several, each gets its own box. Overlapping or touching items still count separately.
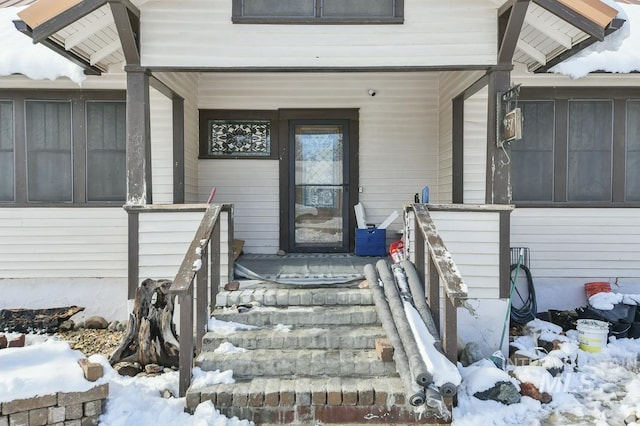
[585,282,611,299]
[577,319,609,353]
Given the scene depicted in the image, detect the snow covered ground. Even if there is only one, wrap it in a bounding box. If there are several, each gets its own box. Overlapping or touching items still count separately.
[2,319,640,426]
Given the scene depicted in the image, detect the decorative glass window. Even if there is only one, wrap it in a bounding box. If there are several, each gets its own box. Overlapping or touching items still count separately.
[199,110,278,159]
[208,120,271,156]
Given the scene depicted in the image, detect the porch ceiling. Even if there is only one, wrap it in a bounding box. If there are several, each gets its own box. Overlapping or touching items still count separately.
[10,0,627,76]
[13,0,142,75]
[510,0,624,73]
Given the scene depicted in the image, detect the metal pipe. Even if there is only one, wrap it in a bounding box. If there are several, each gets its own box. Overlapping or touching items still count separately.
[375,259,433,387]
[364,264,426,407]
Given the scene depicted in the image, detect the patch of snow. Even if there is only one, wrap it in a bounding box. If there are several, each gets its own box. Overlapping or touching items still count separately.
[274,323,292,332]
[207,317,258,334]
[190,367,235,390]
[551,3,640,78]
[526,318,563,335]
[0,7,85,85]
[214,342,247,355]
[191,259,202,271]
[461,363,519,395]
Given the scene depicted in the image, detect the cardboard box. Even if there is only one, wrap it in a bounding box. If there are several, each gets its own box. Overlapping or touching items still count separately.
[355,227,386,257]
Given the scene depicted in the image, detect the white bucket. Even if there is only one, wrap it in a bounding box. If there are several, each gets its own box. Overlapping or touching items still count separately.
[577,319,609,353]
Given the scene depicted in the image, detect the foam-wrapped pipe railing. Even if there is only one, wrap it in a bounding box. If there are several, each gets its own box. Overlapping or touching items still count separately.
[400,259,443,352]
[364,264,426,407]
[375,259,433,387]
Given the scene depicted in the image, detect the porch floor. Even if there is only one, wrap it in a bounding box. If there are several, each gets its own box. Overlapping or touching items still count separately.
[234,253,388,285]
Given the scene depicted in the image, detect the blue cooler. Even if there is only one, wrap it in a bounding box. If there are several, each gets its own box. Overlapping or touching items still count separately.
[355,227,386,256]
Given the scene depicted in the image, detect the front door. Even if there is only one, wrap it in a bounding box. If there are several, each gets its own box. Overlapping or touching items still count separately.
[288,120,350,252]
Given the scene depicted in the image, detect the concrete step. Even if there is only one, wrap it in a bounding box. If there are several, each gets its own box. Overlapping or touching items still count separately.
[215,288,373,308]
[211,305,379,327]
[186,377,450,424]
[195,348,398,379]
[203,325,386,351]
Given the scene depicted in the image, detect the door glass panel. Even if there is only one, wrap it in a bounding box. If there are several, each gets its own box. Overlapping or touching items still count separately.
[294,124,345,248]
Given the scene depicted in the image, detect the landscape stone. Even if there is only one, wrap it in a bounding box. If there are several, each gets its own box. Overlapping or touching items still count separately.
[519,382,552,403]
[474,381,521,405]
[84,317,108,330]
[59,320,74,332]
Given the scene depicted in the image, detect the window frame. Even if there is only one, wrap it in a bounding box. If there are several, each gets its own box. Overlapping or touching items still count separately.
[0,99,16,202]
[0,90,126,207]
[513,87,640,208]
[199,109,279,160]
[231,0,404,24]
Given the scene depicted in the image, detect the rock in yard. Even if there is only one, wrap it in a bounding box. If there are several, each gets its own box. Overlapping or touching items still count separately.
[107,321,119,331]
[115,362,142,377]
[224,281,240,291]
[8,334,25,348]
[85,316,109,329]
[59,320,74,332]
[0,333,6,349]
[145,363,164,374]
[520,382,552,403]
[474,381,521,405]
[460,342,487,367]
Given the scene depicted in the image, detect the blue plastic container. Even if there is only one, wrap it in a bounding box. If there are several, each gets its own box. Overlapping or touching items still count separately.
[421,186,430,203]
[355,228,386,257]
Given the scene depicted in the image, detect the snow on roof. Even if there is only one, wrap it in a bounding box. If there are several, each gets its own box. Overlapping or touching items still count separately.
[550,2,640,78]
[0,6,85,85]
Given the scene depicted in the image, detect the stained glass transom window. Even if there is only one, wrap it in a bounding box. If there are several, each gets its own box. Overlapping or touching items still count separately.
[208,120,271,156]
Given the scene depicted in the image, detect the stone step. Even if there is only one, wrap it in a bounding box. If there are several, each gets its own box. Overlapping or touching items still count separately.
[186,377,450,424]
[195,348,398,379]
[203,325,386,351]
[211,305,379,327]
[215,288,373,308]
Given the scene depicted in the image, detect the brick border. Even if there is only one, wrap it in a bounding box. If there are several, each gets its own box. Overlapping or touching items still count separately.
[0,384,108,426]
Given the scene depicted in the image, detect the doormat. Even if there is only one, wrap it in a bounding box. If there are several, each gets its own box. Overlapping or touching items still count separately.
[234,253,388,285]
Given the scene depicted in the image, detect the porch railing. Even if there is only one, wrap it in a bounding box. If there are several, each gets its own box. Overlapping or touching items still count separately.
[409,203,468,362]
[167,203,232,397]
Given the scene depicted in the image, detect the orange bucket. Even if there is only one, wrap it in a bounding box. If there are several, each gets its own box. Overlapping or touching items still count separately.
[585,282,611,299]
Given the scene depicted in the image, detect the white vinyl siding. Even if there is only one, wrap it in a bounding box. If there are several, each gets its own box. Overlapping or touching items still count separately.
[463,88,488,204]
[511,208,640,309]
[437,70,485,203]
[137,209,232,286]
[150,87,174,204]
[197,72,441,253]
[140,0,496,68]
[0,207,127,278]
[405,208,502,299]
[153,72,200,203]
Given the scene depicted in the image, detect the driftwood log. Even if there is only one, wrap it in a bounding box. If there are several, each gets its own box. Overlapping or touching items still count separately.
[109,278,180,368]
[0,306,84,333]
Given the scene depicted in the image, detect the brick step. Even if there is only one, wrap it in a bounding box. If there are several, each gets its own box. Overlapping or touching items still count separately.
[195,348,398,378]
[211,305,379,327]
[203,325,386,351]
[215,288,373,308]
[186,377,450,424]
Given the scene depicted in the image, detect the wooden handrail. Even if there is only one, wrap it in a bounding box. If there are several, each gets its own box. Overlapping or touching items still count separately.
[409,203,468,363]
[170,203,222,295]
[167,203,223,397]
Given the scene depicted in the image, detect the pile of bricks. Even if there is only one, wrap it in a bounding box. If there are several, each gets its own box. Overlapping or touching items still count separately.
[0,383,108,426]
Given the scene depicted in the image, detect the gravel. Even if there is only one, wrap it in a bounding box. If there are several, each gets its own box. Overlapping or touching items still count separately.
[56,328,125,358]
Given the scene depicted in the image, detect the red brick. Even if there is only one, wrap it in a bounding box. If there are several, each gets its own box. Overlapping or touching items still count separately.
[264,391,279,407]
[8,334,25,348]
[232,392,248,407]
[216,390,233,408]
[358,388,374,405]
[374,389,388,406]
[0,334,7,349]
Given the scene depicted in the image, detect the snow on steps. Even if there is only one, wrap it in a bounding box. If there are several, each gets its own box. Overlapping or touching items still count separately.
[191,287,450,424]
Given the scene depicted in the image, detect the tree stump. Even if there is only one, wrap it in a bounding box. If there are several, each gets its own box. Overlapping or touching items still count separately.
[109,278,180,368]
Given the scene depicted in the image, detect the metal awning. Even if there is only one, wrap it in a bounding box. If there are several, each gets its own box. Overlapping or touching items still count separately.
[500,0,624,72]
[12,0,141,75]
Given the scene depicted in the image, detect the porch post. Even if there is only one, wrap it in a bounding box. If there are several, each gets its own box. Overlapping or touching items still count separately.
[485,69,511,205]
[126,66,152,205]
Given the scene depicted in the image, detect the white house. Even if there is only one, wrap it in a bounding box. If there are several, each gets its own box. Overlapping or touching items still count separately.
[0,0,636,335]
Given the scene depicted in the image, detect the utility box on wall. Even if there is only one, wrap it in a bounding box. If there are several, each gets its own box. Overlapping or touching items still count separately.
[355,227,386,257]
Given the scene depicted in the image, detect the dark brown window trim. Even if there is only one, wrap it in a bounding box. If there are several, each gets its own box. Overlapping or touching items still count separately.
[0,90,126,206]
[199,109,279,160]
[231,0,403,25]
[515,87,640,207]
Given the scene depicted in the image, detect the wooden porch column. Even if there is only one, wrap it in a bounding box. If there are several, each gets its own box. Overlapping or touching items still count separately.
[126,67,152,205]
[485,69,511,205]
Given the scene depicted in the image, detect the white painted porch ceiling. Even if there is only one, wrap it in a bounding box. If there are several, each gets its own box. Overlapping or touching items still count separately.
[514,2,592,72]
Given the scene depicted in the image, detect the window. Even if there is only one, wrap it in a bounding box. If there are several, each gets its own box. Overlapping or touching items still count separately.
[0,101,14,202]
[199,110,279,159]
[511,88,639,205]
[0,91,126,205]
[627,101,640,201]
[232,0,403,24]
